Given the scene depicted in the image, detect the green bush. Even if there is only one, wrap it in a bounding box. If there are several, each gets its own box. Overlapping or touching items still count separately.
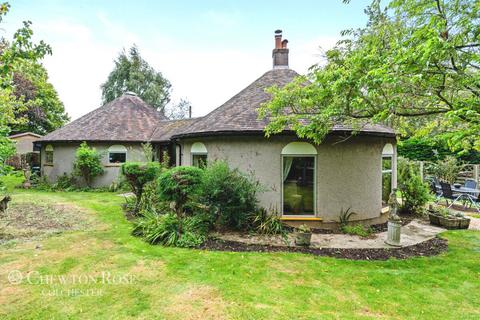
[73,142,104,187]
[201,161,261,230]
[53,173,76,190]
[398,136,480,163]
[341,224,373,238]
[398,157,430,214]
[157,166,204,214]
[429,155,462,184]
[249,207,286,235]
[121,162,161,213]
[132,211,208,247]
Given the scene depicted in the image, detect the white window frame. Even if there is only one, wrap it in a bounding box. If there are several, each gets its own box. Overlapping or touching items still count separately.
[45,144,54,164]
[281,142,317,217]
[108,145,127,164]
[191,142,207,167]
[382,143,395,206]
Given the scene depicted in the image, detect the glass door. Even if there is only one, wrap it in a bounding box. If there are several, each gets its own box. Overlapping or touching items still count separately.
[282,156,315,215]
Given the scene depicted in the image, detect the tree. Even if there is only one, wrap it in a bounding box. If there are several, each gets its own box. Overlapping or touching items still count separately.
[0,2,52,172]
[101,46,171,113]
[73,142,104,187]
[10,60,69,135]
[121,162,160,214]
[165,98,191,120]
[258,0,480,153]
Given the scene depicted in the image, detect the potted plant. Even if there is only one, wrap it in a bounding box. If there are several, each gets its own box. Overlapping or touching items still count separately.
[295,224,312,246]
[427,205,441,225]
[427,205,470,229]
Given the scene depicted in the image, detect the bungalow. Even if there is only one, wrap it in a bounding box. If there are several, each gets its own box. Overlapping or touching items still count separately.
[37,31,397,227]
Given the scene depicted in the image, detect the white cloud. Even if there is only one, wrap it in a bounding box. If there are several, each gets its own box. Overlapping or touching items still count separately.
[12,14,339,121]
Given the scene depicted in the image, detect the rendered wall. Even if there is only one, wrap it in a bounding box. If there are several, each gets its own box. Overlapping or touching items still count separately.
[40,142,147,187]
[179,135,396,223]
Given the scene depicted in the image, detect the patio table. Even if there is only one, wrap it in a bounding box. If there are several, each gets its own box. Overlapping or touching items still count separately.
[451,186,480,212]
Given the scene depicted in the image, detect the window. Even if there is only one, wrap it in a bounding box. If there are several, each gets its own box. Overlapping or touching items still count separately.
[108,145,127,164]
[281,142,317,216]
[191,142,207,168]
[382,143,394,205]
[45,145,54,164]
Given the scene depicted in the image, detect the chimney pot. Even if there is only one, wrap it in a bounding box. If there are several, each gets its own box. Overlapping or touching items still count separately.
[272,30,289,69]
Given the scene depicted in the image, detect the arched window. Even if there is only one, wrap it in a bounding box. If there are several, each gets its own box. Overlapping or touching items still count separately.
[108,145,127,163]
[191,142,207,168]
[382,143,394,205]
[281,142,317,216]
[45,144,54,164]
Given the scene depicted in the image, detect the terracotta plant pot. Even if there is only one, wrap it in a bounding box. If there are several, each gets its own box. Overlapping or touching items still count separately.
[295,232,312,246]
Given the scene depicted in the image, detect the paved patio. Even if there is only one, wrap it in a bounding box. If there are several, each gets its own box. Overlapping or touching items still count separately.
[216,219,448,249]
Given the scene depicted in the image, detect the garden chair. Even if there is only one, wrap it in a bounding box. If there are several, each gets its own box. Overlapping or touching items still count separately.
[464,179,477,189]
[440,182,462,208]
[427,177,442,202]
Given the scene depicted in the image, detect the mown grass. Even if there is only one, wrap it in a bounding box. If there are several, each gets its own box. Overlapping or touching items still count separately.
[0,179,479,319]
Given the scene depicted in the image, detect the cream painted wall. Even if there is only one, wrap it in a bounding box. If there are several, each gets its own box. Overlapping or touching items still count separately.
[41,142,147,187]
[11,135,38,154]
[179,135,396,222]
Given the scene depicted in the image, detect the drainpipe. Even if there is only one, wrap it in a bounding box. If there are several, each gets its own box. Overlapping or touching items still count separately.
[174,140,182,166]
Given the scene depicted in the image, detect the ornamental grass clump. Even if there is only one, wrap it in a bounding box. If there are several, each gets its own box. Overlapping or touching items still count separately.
[73,142,104,187]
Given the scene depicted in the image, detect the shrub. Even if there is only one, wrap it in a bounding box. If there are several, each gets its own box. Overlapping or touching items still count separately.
[398,157,430,214]
[132,211,209,247]
[201,161,261,230]
[73,142,104,187]
[54,173,76,190]
[429,155,462,184]
[249,207,286,235]
[341,224,373,238]
[121,162,161,213]
[157,166,204,215]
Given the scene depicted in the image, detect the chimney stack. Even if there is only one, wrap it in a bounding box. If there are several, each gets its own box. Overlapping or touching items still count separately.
[272,30,289,69]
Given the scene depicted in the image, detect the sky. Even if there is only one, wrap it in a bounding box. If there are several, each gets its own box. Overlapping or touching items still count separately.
[2,0,372,120]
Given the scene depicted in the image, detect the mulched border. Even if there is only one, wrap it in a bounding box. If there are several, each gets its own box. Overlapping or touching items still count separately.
[198,237,448,260]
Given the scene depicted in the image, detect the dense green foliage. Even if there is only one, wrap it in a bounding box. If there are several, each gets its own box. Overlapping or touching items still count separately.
[1,186,480,318]
[121,162,160,213]
[341,224,374,238]
[10,59,68,135]
[132,211,208,248]
[398,157,431,214]
[101,46,171,112]
[157,166,204,214]
[249,207,286,235]
[428,155,462,184]
[259,0,480,154]
[73,142,104,187]
[201,161,261,230]
[0,2,54,172]
[398,137,480,163]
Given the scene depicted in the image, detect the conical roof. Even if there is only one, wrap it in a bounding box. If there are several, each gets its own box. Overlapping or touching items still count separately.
[175,68,299,137]
[39,94,168,142]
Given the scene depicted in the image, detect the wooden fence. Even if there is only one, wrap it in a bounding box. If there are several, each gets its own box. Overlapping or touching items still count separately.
[418,161,480,184]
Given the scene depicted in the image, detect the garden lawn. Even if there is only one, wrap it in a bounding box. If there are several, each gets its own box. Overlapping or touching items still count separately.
[0,185,479,319]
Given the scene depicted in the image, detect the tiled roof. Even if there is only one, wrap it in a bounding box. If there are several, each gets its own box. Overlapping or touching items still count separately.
[38,94,168,142]
[38,69,395,143]
[172,68,395,138]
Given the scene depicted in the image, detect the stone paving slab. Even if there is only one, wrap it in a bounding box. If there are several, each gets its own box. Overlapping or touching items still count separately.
[216,219,447,250]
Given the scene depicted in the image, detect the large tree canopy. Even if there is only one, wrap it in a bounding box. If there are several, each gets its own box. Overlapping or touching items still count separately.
[10,59,69,135]
[0,2,55,171]
[101,46,172,113]
[259,0,480,153]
